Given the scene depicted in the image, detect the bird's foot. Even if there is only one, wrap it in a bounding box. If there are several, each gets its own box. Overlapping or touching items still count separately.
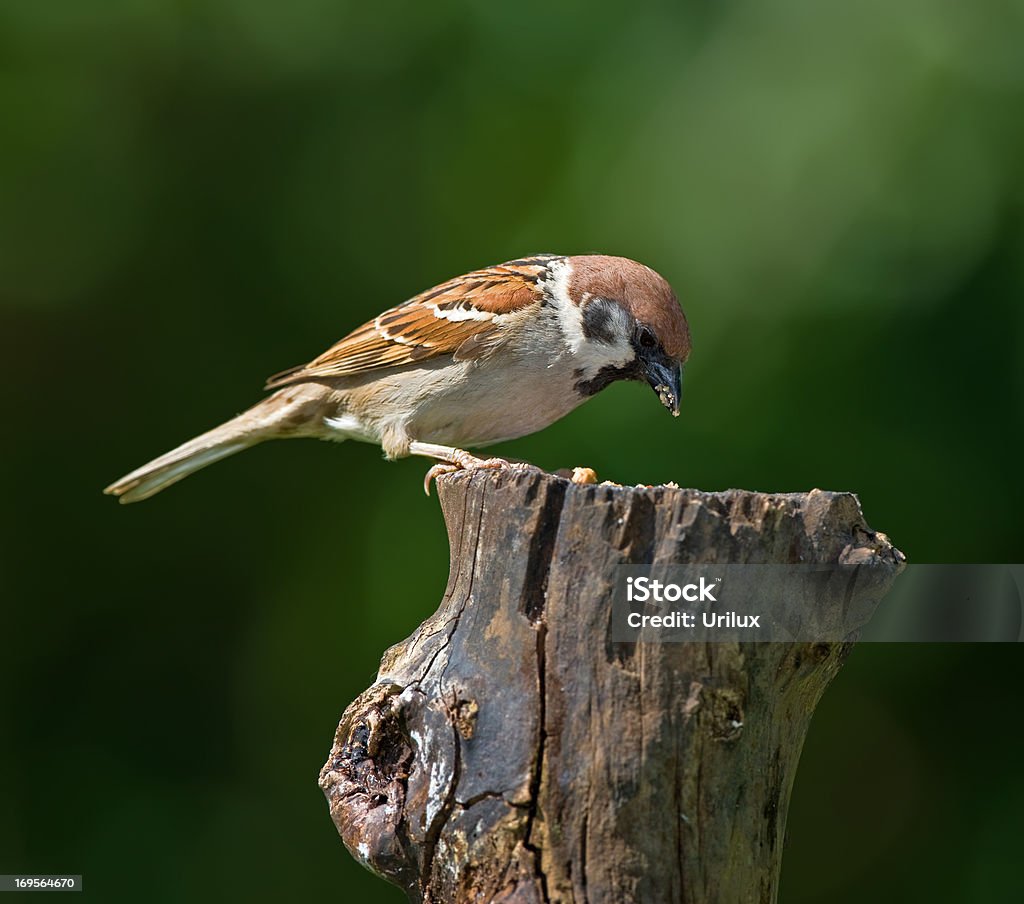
[422,451,536,496]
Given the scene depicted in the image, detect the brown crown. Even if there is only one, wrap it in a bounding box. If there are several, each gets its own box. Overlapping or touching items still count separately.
[567,255,691,361]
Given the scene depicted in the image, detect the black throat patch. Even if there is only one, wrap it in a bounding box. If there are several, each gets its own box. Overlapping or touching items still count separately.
[574,361,642,398]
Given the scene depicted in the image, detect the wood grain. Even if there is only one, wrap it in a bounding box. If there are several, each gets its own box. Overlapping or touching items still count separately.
[320,470,904,903]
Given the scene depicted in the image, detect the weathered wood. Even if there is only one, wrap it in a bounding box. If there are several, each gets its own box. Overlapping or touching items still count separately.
[320,470,904,903]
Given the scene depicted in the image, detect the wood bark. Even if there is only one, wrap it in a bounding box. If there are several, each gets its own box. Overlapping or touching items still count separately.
[319,470,904,904]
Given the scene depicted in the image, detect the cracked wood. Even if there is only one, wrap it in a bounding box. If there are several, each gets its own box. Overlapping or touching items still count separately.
[319,471,904,903]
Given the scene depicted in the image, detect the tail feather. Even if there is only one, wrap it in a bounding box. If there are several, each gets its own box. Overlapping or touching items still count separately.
[104,387,329,504]
[104,438,253,504]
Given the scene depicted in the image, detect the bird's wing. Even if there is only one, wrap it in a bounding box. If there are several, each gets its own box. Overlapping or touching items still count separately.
[264,256,557,388]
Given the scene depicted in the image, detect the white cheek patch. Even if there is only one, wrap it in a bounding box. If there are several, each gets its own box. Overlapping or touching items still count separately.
[541,259,636,372]
[576,326,635,373]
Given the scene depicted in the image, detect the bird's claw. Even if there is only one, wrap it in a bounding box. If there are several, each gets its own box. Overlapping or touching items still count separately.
[423,462,460,495]
[423,455,536,496]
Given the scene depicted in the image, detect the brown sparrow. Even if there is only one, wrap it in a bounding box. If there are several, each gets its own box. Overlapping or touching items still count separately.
[104,254,691,503]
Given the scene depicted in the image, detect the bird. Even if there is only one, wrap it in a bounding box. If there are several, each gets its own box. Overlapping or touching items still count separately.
[104,253,691,503]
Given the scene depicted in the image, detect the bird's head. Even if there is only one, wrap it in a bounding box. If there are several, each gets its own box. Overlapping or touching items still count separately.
[550,254,691,416]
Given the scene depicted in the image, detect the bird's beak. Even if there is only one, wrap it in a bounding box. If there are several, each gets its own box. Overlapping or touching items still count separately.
[642,351,683,417]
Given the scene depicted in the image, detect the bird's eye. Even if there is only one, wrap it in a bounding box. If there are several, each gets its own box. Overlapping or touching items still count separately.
[636,324,658,349]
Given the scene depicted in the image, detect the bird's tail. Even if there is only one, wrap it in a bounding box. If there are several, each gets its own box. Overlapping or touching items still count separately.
[104,386,328,504]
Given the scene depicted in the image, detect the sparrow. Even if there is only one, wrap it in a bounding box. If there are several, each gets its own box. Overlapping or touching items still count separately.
[104,253,691,503]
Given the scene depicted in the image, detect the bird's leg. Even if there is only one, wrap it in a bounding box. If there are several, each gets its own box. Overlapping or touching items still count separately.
[408,442,537,496]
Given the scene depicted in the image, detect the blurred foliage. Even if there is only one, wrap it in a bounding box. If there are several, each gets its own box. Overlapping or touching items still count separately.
[1,1,1022,901]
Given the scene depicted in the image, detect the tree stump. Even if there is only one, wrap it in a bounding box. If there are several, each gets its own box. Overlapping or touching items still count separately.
[319,470,904,904]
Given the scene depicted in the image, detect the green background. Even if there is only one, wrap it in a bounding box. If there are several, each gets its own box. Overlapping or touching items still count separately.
[2,1,1022,901]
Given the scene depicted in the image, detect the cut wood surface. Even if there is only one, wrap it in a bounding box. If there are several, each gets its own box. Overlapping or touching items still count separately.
[320,470,904,904]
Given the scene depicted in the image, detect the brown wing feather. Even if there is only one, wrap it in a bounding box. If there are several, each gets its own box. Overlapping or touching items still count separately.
[264,256,556,388]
